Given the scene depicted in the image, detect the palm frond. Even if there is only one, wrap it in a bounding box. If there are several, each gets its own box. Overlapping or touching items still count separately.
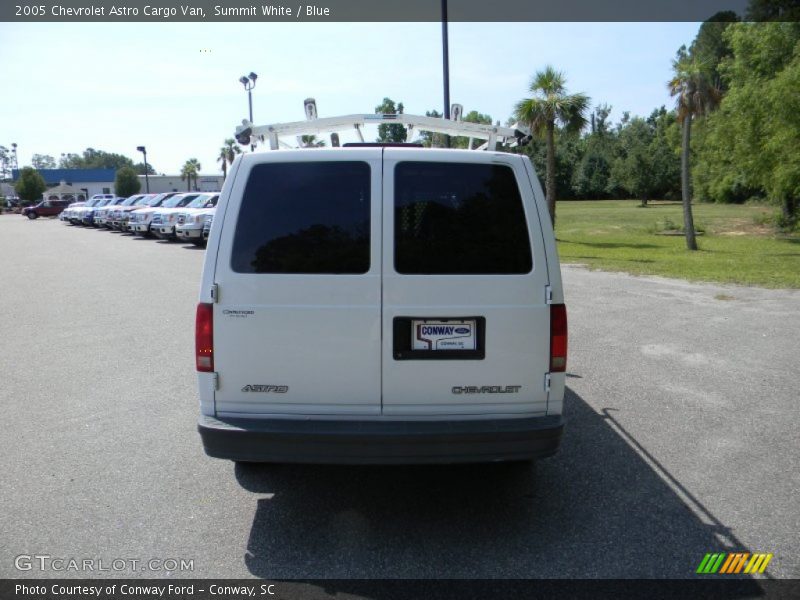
[555,93,591,133]
[669,53,722,121]
[529,65,566,96]
[515,66,590,137]
[514,98,551,135]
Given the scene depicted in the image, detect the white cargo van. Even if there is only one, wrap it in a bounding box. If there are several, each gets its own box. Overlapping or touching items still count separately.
[196,114,567,464]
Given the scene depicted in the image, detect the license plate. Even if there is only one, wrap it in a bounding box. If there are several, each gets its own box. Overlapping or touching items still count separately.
[411,319,476,351]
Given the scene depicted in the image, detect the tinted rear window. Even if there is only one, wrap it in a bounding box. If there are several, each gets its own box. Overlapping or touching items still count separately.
[394,162,532,274]
[231,162,371,274]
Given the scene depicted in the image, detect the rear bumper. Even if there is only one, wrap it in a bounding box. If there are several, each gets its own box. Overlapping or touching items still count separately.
[198,414,564,464]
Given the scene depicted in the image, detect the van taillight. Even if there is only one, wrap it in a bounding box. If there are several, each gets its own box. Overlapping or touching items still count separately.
[196,303,214,372]
[550,304,568,373]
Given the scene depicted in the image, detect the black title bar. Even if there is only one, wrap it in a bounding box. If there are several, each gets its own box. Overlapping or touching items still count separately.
[2,0,772,23]
[3,578,797,600]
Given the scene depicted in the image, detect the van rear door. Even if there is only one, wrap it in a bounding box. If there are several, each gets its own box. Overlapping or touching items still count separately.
[211,150,383,416]
[381,150,551,416]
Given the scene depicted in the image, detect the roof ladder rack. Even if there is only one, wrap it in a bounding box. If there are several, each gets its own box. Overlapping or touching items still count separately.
[235,98,532,151]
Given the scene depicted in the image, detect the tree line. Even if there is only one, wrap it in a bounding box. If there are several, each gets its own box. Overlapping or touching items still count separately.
[513,8,799,241]
[24,148,157,175]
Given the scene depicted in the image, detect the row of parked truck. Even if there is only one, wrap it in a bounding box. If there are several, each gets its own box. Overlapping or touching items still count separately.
[60,191,219,244]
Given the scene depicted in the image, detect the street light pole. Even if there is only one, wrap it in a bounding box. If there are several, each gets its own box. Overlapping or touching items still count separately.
[11,142,18,171]
[239,72,258,151]
[441,0,451,148]
[136,146,150,193]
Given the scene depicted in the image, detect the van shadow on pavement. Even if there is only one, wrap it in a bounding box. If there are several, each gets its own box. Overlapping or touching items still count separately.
[234,387,763,586]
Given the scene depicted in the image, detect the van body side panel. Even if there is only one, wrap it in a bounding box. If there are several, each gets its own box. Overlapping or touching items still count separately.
[522,157,565,305]
[210,150,383,416]
[197,155,243,416]
[521,157,567,415]
[381,150,550,416]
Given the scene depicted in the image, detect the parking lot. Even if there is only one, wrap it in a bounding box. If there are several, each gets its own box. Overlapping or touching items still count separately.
[1,215,798,581]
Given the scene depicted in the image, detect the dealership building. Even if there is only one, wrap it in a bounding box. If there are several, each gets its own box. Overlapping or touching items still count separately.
[10,169,223,197]
[136,174,223,193]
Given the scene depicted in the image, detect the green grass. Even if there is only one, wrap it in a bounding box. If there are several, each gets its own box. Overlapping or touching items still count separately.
[556,200,800,288]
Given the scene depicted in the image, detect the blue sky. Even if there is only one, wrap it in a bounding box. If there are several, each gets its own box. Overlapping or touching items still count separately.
[0,21,700,175]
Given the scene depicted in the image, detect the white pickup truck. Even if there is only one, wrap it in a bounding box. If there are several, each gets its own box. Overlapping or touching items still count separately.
[150,193,217,240]
[174,196,219,245]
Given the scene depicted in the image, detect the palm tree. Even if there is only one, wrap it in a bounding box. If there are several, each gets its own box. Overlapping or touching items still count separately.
[515,66,590,225]
[669,50,721,251]
[217,139,241,180]
[217,148,228,180]
[181,158,201,191]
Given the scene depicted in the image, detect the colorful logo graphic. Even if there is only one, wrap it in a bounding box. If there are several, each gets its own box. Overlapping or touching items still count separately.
[696,552,773,574]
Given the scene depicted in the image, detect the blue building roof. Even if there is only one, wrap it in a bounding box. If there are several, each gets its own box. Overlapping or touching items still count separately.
[12,168,116,184]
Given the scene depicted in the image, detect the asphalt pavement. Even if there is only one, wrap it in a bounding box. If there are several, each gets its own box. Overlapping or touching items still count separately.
[1,216,797,581]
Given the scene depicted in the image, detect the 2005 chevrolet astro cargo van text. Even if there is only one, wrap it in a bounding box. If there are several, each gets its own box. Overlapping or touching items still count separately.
[196,111,567,464]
